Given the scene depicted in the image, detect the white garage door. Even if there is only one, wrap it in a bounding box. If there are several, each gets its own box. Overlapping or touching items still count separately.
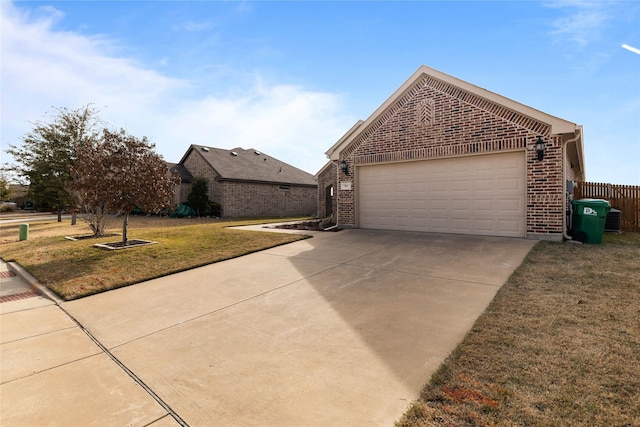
[358,152,525,237]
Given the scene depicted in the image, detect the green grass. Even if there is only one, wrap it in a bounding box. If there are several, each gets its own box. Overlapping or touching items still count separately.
[0,216,310,300]
[396,232,640,426]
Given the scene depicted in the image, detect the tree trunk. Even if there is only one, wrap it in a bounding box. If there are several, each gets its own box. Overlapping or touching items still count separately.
[57,207,62,222]
[122,212,129,245]
[71,211,77,226]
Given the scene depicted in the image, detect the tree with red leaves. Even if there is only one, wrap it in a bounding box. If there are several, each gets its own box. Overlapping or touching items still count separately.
[70,128,180,244]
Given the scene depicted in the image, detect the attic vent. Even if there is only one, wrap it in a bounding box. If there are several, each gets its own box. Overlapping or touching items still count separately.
[230,151,238,156]
[254,150,261,155]
[201,147,210,152]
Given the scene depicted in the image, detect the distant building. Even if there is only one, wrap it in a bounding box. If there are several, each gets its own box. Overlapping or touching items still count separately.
[171,145,317,218]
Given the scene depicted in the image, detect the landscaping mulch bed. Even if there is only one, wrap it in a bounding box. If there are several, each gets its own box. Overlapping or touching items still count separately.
[65,233,119,241]
[93,239,158,250]
[274,221,341,232]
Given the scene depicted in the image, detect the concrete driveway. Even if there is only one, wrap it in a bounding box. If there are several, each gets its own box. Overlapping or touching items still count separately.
[8,229,536,426]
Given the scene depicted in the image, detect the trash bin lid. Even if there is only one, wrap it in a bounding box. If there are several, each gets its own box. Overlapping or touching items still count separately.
[572,198,611,207]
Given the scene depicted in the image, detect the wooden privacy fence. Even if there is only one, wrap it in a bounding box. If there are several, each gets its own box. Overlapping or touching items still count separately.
[574,182,640,232]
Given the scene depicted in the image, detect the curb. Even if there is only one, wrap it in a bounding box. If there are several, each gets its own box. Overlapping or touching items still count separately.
[6,262,65,305]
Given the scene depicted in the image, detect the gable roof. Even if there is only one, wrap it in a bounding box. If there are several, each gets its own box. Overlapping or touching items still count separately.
[180,145,316,187]
[326,65,583,161]
[167,162,193,183]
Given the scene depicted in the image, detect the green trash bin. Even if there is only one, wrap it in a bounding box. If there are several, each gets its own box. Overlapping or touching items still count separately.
[571,199,611,244]
[19,223,29,241]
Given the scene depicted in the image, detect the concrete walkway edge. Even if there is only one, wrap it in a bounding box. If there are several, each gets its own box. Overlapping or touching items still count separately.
[6,261,65,305]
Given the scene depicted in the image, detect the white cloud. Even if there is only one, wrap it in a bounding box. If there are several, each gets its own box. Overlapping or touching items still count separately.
[161,81,349,171]
[545,1,611,46]
[1,1,352,175]
[172,20,215,32]
[1,2,185,136]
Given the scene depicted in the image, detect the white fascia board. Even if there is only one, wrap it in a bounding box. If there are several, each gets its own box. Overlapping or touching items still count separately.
[575,125,585,177]
[326,120,364,160]
[313,160,334,180]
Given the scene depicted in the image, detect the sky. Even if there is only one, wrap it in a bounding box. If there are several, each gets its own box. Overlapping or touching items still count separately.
[1,0,639,184]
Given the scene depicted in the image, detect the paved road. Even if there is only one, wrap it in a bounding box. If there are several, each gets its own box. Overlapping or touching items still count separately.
[0,214,72,225]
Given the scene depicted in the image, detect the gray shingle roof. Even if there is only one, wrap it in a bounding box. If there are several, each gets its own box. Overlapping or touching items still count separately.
[185,145,316,187]
[167,162,193,183]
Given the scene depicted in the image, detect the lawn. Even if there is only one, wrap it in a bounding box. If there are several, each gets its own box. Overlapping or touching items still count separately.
[397,232,640,426]
[0,215,310,300]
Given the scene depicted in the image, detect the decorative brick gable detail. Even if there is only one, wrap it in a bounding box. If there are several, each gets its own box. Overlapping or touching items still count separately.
[336,73,564,237]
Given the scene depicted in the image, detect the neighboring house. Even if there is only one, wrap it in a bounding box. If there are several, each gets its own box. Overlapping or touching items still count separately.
[317,65,585,241]
[167,162,193,206]
[174,145,317,218]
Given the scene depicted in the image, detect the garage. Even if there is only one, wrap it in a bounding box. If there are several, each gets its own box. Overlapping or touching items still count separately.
[358,152,526,237]
[320,65,585,241]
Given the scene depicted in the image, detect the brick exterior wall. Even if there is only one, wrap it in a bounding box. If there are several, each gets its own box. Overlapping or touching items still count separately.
[179,149,317,218]
[181,150,222,202]
[172,182,191,205]
[335,73,567,239]
[220,181,317,218]
[316,162,337,219]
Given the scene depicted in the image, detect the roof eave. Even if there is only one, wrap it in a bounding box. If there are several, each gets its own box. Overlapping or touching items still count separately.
[575,125,586,179]
[177,145,197,165]
[313,160,335,180]
[326,120,364,160]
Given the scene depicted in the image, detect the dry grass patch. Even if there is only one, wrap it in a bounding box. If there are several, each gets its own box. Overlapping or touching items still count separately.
[0,215,310,300]
[397,233,640,426]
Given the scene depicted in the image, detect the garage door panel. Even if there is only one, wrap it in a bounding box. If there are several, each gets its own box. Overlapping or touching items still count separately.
[498,179,522,191]
[474,179,494,191]
[474,219,495,233]
[498,199,521,212]
[450,218,471,233]
[474,199,494,211]
[358,152,525,237]
[498,219,521,233]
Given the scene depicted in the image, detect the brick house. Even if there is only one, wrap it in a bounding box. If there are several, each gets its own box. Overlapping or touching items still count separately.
[174,145,317,218]
[317,65,585,241]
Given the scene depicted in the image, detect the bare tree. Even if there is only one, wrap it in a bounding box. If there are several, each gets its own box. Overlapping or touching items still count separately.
[69,128,180,244]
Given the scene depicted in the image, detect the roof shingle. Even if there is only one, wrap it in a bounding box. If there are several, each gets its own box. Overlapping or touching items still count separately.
[184,145,316,186]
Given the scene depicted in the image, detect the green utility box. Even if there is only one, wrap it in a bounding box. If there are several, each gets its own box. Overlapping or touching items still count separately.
[571,199,611,244]
[19,223,29,241]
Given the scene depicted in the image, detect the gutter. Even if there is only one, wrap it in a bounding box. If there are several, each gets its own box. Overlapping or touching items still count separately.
[562,129,582,241]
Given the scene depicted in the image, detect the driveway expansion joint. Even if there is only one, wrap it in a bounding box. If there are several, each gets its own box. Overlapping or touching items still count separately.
[57,305,189,427]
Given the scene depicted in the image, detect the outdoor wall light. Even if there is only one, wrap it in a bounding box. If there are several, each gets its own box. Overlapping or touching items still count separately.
[340,160,349,175]
[535,136,546,161]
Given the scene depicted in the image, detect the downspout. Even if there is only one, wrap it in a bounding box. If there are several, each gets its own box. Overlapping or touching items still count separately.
[562,129,582,241]
[335,159,341,228]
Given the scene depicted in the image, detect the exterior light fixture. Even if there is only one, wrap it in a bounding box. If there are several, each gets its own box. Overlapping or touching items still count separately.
[534,136,545,161]
[340,160,349,175]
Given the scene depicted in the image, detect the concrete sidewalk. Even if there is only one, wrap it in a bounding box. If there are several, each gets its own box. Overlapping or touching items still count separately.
[0,260,180,426]
[1,229,536,426]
